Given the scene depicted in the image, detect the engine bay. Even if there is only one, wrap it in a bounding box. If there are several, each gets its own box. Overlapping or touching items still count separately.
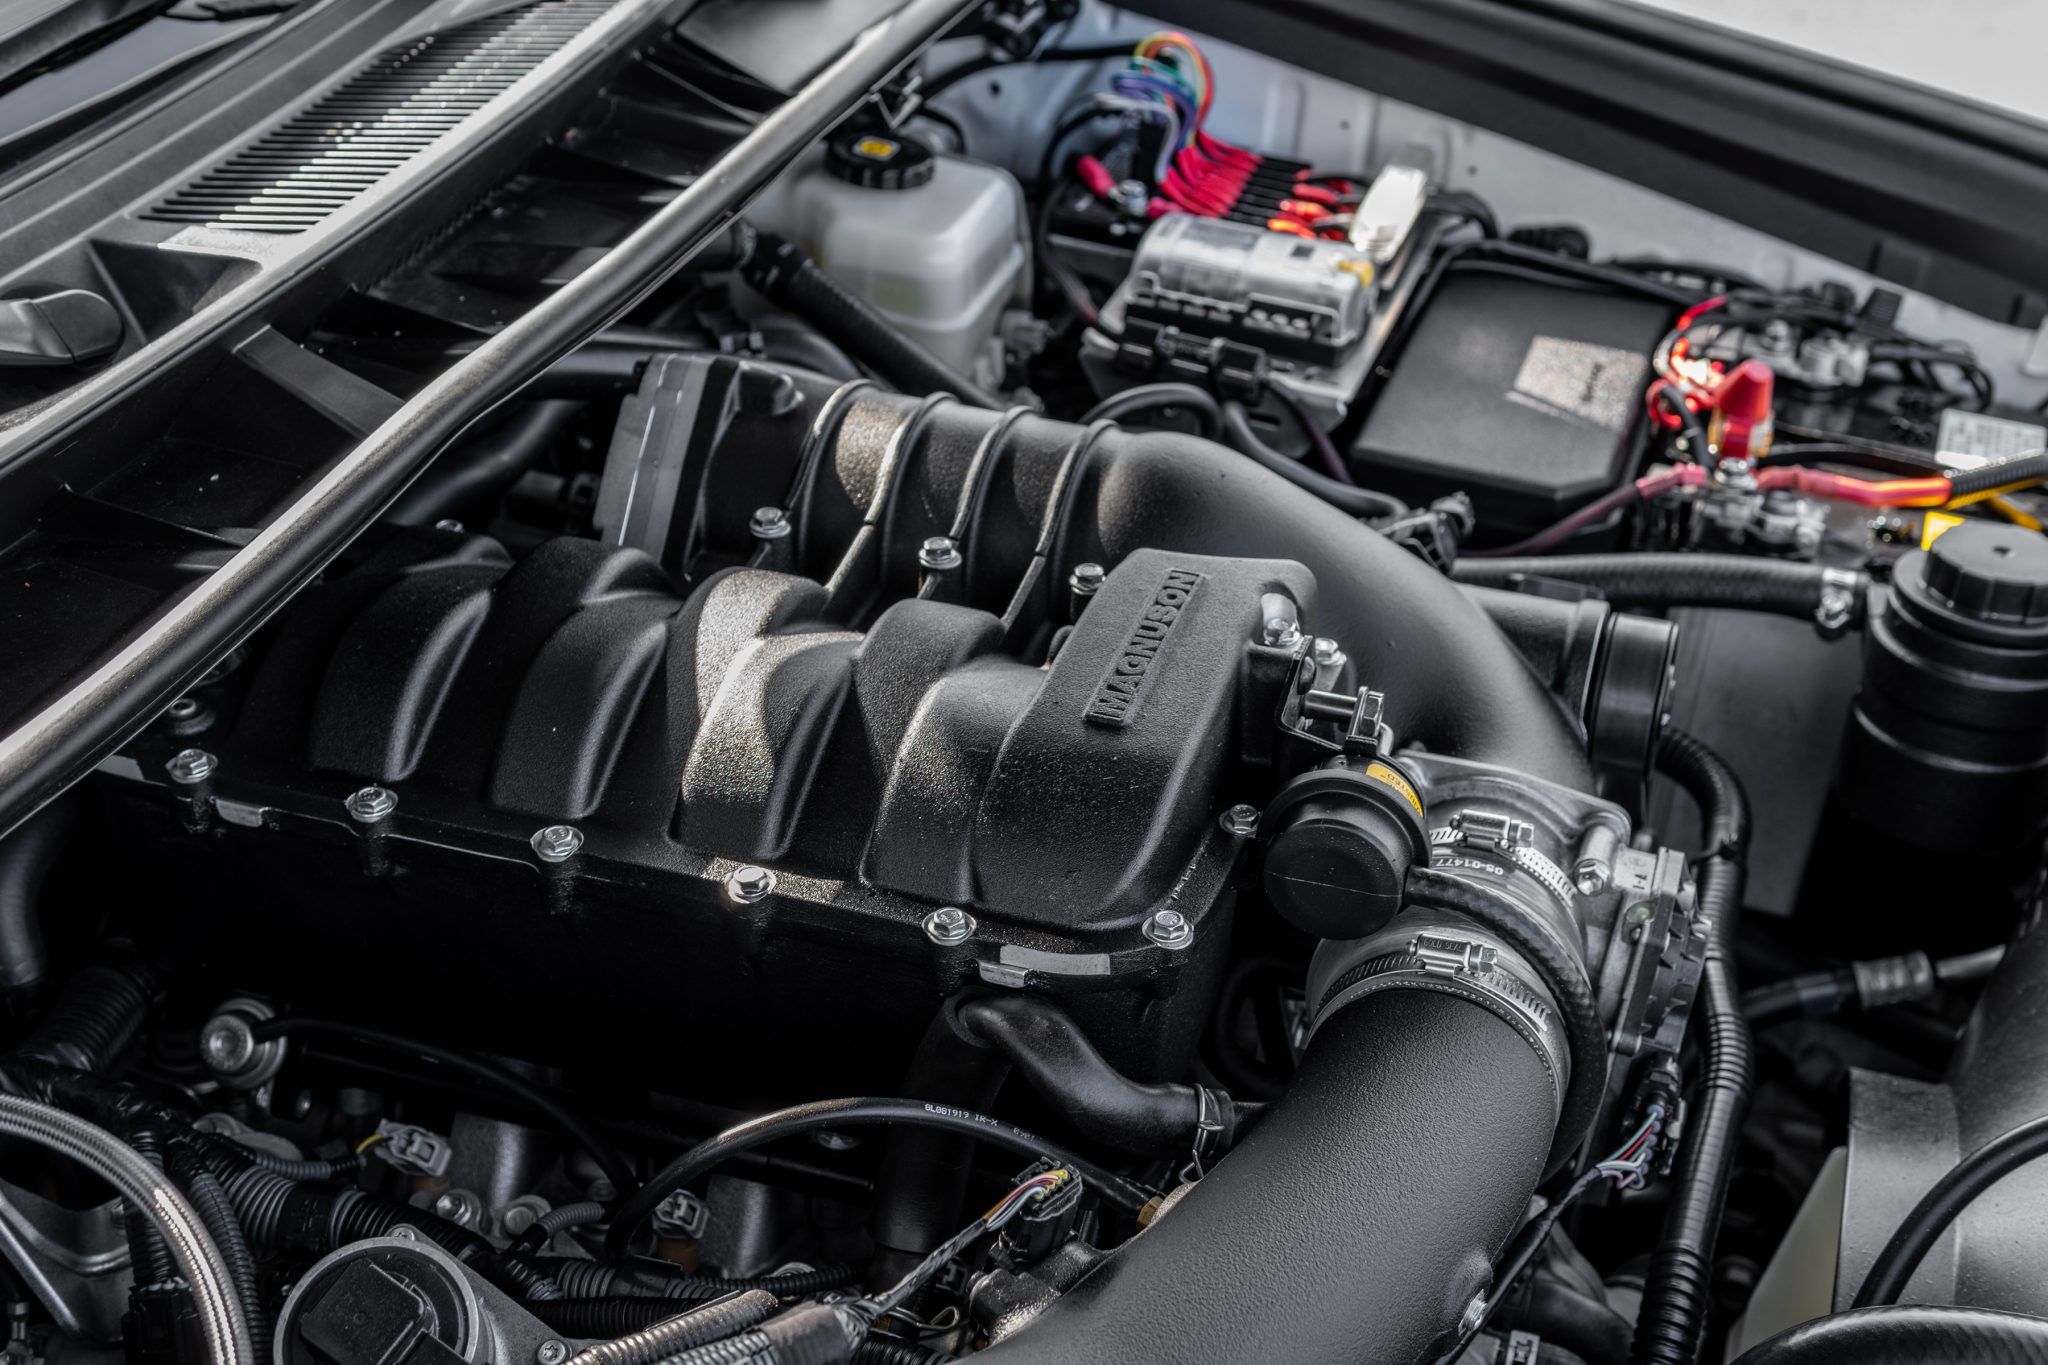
[3,1,2048,1362]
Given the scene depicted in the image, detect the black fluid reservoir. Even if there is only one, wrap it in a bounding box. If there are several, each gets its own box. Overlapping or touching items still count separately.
[1838,521,2048,851]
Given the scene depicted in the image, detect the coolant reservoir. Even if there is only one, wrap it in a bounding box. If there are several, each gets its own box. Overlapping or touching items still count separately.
[767,129,1029,374]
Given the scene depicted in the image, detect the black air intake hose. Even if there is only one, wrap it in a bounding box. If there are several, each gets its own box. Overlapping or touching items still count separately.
[1731,1305,2048,1364]
[737,229,1004,409]
[975,987,1560,1364]
[1630,730,1754,1365]
[1453,554,1867,625]
[0,796,75,997]
[957,995,1261,1154]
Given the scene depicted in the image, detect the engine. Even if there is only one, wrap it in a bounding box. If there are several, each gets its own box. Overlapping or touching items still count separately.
[4,4,2048,1365]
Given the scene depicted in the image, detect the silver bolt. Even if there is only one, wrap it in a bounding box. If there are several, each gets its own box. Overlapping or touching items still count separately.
[345,786,397,825]
[1261,616,1303,649]
[923,906,975,945]
[1143,908,1194,950]
[1069,563,1107,597]
[1458,1292,1489,1337]
[530,824,583,863]
[1219,805,1259,837]
[726,865,776,904]
[1311,637,1346,670]
[165,748,216,785]
[434,519,464,533]
[750,506,792,540]
[199,1015,256,1075]
[1573,858,1612,895]
[498,1199,546,1237]
[388,1224,418,1242]
[433,1190,482,1229]
[536,1342,568,1365]
[919,536,963,572]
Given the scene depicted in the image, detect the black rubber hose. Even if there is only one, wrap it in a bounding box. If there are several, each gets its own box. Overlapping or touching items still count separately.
[123,1128,181,1285]
[1403,866,1607,1176]
[240,1148,363,1182]
[957,994,1259,1154]
[539,1258,858,1303]
[739,230,1003,408]
[1499,1279,1633,1365]
[1218,400,1406,519]
[1854,1112,2048,1308]
[1453,553,1866,623]
[528,1297,716,1336]
[1732,1305,2048,1364]
[1080,383,1221,438]
[387,400,584,526]
[1630,729,1755,1365]
[17,958,155,1073]
[0,796,75,995]
[606,1098,1154,1259]
[243,1015,635,1195]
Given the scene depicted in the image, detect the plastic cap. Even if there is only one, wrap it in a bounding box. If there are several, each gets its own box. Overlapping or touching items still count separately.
[1923,520,2048,626]
[825,129,935,190]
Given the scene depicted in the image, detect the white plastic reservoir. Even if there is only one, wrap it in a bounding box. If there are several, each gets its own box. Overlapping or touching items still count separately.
[758,130,1030,375]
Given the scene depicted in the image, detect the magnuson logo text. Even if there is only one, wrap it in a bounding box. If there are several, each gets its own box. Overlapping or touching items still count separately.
[1085,568,1203,728]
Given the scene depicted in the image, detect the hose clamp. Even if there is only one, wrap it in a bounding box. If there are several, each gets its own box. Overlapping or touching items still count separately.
[1311,926,1570,1118]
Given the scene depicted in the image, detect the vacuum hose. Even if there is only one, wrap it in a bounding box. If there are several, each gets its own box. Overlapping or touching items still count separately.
[1453,553,1867,627]
[1731,1304,2048,1364]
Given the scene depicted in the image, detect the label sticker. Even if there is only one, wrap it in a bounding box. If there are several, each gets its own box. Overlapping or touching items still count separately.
[1935,408,2046,472]
[1364,761,1423,817]
[1507,336,1645,433]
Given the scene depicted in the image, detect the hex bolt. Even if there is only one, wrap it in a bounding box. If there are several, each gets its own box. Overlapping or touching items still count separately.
[1218,804,1260,838]
[165,749,217,785]
[536,1341,568,1365]
[1143,908,1194,950]
[923,906,975,946]
[1311,637,1346,670]
[433,1190,481,1229]
[726,864,776,904]
[1573,858,1612,895]
[750,506,792,540]
[530,824,584,863]
[1069,562,1107,598]
[919,536,963,572]
[345,786,397,825]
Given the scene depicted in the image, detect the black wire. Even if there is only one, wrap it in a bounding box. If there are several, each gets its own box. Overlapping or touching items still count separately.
[245,1016,638,1196]
[603,1097,1157,1259]
[921,41,1136,103]
[1218,401,1406,519]
[1854,1112,2048,1307]
[1080,382,1222,436]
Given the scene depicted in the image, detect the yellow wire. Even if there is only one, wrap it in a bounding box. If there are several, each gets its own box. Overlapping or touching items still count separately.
[356,1132,389,1155]
[1987,496,2046,532]
[1943,477,2044,510]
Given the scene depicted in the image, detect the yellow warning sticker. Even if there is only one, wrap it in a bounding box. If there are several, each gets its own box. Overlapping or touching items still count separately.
[853,137,899,160]
[1921,511,1965,549]
[1365,761,1423,817]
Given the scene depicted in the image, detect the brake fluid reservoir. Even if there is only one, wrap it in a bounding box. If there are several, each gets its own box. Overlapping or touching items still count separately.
[771,130,1029,374]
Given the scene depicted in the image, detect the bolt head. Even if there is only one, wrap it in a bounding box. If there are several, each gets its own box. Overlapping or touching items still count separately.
[923,906,975,945]
[536,1341,568,1365]
[919,536,963,571]
[750,506,792,540]
[1573,859,1611,895]
[345,786,397,824]
[499,1204,540,1237]
[1069,562,1107,596]
[1219,804,1259,837]
[165,748,216,785]
[434,519,465,533]
[1144,908,1194,950]
[200,1016,255,1073]
[1261,617,1303,649]
[530,824,583,863]
[726,864,776,904]
[1311,637,1345,669]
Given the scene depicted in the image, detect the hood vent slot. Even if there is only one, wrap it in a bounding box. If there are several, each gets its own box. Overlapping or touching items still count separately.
[144,0,613,233]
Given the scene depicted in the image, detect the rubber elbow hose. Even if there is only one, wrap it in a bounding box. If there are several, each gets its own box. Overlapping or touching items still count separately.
[958,994,1257,1155]
[738,229,1004,409]
[1453,553,1867,628]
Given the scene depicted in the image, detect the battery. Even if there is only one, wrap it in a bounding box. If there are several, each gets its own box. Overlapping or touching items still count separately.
[1349,272,1677,539]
